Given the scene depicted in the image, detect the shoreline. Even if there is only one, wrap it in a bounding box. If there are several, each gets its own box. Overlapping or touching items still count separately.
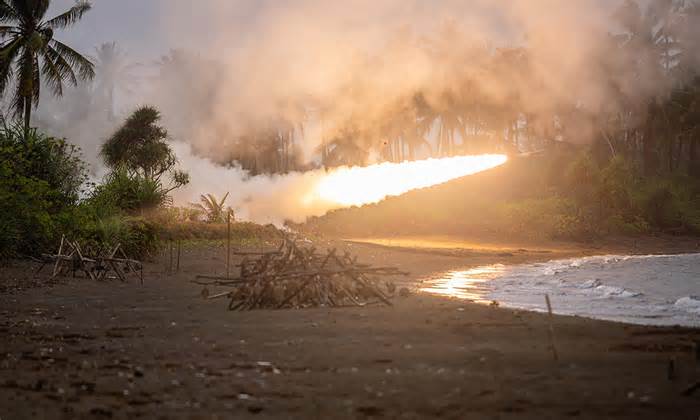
[347,236,700,328]
[2,236,700,418]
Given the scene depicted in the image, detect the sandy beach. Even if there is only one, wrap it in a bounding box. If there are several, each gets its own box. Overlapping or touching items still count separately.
[1,236,700,419]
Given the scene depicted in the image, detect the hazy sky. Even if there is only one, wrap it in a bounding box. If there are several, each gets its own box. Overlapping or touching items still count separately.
[45,0,625,63]
[49,0,176,58]
[48,0,261,59]
[48,1,327,60]
[44,0,565,60]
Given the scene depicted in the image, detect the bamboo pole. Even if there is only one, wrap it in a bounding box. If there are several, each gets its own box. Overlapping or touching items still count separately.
[176,240,182,273]
[545,294,559,362]
[226,210,231,277]
[226,209,232,278]
[169,241,174,275]
[52,235,65,277]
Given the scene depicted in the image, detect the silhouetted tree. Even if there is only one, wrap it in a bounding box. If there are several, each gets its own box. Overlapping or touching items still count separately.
[101,106,189,193]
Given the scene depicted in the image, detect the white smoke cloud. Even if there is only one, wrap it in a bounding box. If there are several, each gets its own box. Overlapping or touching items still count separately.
[28,1,700,224]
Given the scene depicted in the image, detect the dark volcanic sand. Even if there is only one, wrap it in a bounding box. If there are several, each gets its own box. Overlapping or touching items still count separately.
[1,236,700,419]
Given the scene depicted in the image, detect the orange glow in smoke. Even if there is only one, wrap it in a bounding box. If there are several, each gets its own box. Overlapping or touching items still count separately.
[315,154,508,207]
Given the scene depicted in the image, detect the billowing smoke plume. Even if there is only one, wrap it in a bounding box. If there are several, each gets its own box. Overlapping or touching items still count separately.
[156,0,617,158]
[28,0,700,223]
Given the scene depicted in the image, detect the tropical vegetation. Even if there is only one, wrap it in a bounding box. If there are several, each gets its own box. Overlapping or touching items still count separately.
[2,0,700,259]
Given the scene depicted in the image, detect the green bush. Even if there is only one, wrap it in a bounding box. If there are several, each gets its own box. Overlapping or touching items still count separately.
[67,210,162,260]
[640,182,677,227]
[0,121,88,256]
[490,154,697,239]
[632,176,700,232]
[499,197,599,240]
[604,214,650,235]
[90,167,170,213]
[0,121,167,259]
[596,156,636,219]
[564,152,599,202]
[121,217,162,258]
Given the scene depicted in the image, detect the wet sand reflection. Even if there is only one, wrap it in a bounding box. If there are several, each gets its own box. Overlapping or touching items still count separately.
[420,264,506,302]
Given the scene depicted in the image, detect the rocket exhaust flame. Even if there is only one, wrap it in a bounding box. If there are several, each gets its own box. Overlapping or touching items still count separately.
[174,144,508,224]
[312,154,508,207]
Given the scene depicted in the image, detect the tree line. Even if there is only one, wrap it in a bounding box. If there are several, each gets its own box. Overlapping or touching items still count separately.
[3,1,699,178]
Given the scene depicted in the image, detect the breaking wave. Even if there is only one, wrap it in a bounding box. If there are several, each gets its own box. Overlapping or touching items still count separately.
[422,253,700,326]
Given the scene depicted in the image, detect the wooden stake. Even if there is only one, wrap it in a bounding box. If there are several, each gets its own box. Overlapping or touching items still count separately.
[226,210,232,278]
[176,240,182,273]
[169,241,174,275]
[545,294,559,362]
[668,357,676,381]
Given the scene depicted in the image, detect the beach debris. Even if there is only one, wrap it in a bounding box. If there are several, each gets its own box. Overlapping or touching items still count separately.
[36,236,144,284]
[681,381,700,397]
[193,236,408,310]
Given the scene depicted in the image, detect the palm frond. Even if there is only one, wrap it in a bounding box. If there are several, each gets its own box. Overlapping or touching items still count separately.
[189,203,207,213]
[44,44,77,86]
[218,192,230,209]
[190,193,231,223]
[0,25,19,36]
[49,39,94,80]
[0,56,13,94]
[40,50,64,97]
[0,1,19,23]
[205,194,218,210]
[198,194,214,213]
[44,1,90,29]
[10,0,49,21]
[0,35,22,94]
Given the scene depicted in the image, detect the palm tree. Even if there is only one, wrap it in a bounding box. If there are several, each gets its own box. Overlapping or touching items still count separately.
[190,193,231,223]
[0,0,95,133]
[93,42,139,121]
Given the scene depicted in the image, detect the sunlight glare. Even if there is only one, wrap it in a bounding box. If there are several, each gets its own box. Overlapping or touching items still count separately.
[420,265,507,301]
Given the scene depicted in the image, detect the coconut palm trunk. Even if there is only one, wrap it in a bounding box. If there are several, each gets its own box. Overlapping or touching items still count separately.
[23,97,31,134]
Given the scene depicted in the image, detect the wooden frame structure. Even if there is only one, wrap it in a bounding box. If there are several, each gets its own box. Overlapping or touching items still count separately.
[37,236,144,285]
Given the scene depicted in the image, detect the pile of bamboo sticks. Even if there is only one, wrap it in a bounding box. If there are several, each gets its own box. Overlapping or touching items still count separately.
[194,237,408,310]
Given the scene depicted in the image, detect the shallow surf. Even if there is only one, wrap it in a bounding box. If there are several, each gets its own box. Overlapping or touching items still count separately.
[421,253,700,326]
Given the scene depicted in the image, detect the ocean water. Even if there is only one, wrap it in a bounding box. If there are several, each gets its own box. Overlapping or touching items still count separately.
[421,253,700,326]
